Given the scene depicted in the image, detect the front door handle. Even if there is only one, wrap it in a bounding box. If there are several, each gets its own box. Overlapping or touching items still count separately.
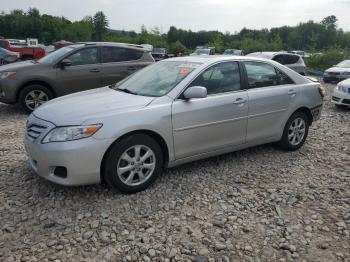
[233,97,247,104]
[90,68,100,73]
[127,67,137,71]
[288,89,296,95]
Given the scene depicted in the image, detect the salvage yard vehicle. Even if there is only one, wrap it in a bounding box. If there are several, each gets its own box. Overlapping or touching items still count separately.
[323,60,350,83]
[0,42,154,112]
[332,78,350,107]
[0,47,20,65]
[191,47,215,56]
[223,49,244,56]
[151,48,168,61]
[25,56,324,193]
[0,38,45,60]
[246,52,306,75]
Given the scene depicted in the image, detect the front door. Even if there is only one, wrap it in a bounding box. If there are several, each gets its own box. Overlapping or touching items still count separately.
[55,47,102,96]
[172,61,248,159]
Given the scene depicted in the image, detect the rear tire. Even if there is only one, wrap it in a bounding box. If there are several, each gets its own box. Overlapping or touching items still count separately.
[18,84,53,113]
[103,134,163,194]
[279,111,309,151]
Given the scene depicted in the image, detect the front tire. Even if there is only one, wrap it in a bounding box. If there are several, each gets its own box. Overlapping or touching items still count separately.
[279,111,309,151]
[18,85,53,113]
[103,134,163,193]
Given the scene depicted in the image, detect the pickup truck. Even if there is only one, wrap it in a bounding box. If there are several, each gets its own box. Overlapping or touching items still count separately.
[0,39,45,60]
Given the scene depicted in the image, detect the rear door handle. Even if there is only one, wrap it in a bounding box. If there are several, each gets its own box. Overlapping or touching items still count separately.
[90,68,100,73]
[233,97,247,104]
[288,89,296,95]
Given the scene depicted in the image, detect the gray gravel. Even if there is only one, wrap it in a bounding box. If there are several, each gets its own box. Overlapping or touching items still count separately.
[0,83,349,262]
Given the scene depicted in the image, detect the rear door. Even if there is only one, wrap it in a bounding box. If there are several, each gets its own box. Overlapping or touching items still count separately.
[100,47,147,86]
[243,61,297,142]
[55,47,102,96]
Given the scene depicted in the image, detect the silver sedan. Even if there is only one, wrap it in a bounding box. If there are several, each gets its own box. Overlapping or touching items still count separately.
[25,56,324,193]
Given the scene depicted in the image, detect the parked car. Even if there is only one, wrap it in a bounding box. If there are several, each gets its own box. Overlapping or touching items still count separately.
[331,78,350,107]
[323,60,350,83]
[0,47,20,65]
[290,50,310,58]
[0,38,45,60]
[223,49,244,56]
[0,42,154,112]
[190,47,215,56]
[151,48,168,61]
[246,52,306,75]
[25,56,324,193]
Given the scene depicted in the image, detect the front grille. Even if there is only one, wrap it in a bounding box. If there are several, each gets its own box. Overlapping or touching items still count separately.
[27,123,47,141]
[332,96,340,102]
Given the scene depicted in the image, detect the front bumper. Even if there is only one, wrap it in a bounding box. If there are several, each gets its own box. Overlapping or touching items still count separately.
[332,89,350,107]
[0,78,20,104]
[25,114,113,186]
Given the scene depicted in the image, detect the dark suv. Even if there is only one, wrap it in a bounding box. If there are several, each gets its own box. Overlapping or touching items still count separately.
[0,42,154,112]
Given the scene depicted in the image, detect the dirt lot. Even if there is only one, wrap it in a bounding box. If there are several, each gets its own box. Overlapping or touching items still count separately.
[0,83,349,262]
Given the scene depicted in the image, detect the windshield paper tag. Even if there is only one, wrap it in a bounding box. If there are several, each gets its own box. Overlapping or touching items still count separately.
[179,68,190,74]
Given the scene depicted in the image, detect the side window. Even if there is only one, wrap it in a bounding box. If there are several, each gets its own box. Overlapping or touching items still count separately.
[244,62,294,88]
[66,48,98,66]
[276,68,295,85]
[273,55,285,64]
[189,62,241,95]
[283,54,300,65]
[101,47,143,63]
[244,62,279,88]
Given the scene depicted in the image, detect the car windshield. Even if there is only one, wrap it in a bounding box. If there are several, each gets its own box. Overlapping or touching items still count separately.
[195,49,210,55]
[153,48,165,54]
[335,60,350,68]
[224,50,241,55]
[111,61,201,97]
[37,46,75,64]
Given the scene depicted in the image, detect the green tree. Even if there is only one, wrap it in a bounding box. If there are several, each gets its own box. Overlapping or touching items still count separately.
[321,15,338,30]
[92,11,108,41]
[169,40,186,55]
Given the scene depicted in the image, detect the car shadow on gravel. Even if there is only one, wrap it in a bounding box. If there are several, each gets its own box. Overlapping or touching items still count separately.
[19,142,290,197]
[0,103,27,116]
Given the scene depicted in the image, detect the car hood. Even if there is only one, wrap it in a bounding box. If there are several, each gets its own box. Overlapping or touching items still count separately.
[0,60,36,71]
[339,78,350,86]
[33,86,156,126]
[325,67,350,73]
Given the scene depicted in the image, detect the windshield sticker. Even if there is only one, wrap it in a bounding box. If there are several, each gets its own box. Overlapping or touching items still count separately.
[179,68,190,75]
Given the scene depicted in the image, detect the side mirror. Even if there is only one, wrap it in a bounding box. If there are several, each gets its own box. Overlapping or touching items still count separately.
[183,86,207,99]
[60,59,72,68]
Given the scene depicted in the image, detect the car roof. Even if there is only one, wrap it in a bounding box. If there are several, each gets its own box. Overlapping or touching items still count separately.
[246,52,298,59]
[165,55,272,64]
[75,42,148,51]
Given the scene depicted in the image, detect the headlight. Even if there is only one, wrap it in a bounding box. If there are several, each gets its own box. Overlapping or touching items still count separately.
[324,72,329,76]
[341,71,350,76]
[0,72,16,79]
[42,124,102,143]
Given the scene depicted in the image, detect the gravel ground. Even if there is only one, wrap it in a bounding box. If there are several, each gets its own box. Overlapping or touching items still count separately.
[0,83,349,262]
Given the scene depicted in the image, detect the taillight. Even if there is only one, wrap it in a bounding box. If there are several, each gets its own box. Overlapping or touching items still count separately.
[318,86,326,98]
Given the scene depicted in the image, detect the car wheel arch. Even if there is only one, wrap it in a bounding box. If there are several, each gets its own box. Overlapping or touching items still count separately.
[100,129,170,184]
[16,80,56,102]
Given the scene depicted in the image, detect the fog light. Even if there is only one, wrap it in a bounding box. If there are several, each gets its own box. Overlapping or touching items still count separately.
[53,166,67,178]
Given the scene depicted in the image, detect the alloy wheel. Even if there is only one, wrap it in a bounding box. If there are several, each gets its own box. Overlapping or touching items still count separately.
[288,117,306,146]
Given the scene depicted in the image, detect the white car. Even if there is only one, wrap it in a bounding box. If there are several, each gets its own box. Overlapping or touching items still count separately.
[332,79,350,107]
[246,52,306,75]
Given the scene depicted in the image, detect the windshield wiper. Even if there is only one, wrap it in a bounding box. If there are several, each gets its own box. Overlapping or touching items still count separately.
[115,87,138,95]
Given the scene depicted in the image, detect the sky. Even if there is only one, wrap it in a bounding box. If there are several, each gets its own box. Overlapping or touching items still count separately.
[1,0,350,33]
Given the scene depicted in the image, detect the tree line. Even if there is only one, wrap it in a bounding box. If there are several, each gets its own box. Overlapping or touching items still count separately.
[1,8,350,56]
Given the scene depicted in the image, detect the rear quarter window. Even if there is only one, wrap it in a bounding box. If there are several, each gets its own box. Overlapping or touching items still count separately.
[283,55,300,65]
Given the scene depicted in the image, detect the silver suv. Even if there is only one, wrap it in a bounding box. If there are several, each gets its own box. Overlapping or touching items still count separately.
[246,52,306,75]
[25,56,324,193]
[0,42,154,112]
